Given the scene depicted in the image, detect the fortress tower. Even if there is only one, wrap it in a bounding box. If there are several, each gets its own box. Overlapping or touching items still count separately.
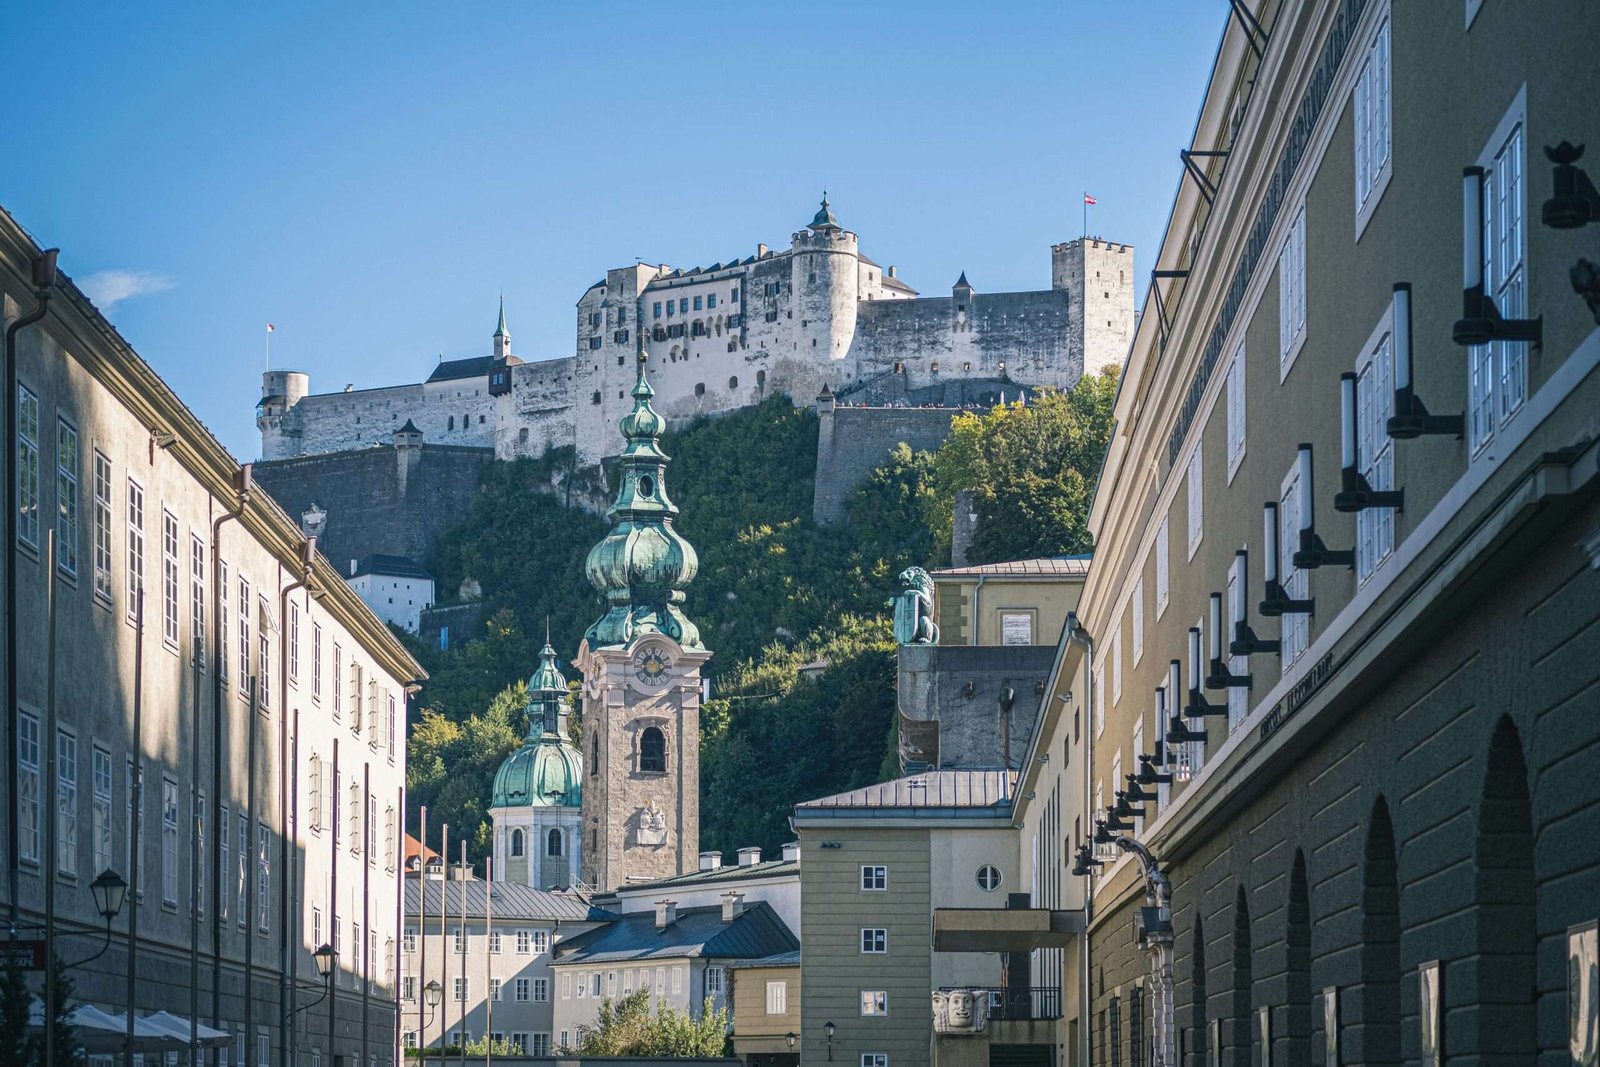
[1052,237,1136,377]
[576,354,710,891]
[257,369,309,457]
[792,194,860,363]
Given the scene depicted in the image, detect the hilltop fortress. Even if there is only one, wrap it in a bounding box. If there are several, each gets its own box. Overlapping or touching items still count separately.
[257,199,1133,468]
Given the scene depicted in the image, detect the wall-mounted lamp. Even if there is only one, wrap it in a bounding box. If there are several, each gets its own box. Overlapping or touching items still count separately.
[1036,753,1049,764]
[1184,635,1226,718]
[1454,166,1543,347]
[151,429,177,449]
[1137,753,1173,787]
[1542,142,1600,229]
[1164,665,1207,746]
[1260,503,1314,616]
[1386,283,1463,439]
[1289,444,1354,571]
[1205,593,1252,689]
[1124,775,1157,803]
[1334,373,1405,513]
[1228,550,1280,655]
[824,1021,836,1061]
[1071,844,1104,877]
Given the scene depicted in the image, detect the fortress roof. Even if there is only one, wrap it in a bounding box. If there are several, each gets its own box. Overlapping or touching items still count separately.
[426,353,519,384]
[350,553,432,580]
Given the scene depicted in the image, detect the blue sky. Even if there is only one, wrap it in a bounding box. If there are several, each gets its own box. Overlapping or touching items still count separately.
[6,2,1222,459]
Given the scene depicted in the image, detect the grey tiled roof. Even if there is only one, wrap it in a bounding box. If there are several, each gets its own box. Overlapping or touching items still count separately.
[351,554,432,580]
[932,555,1092,579]
[425,355,519,383]
[552,901,798,965]
[794,770,1015,812]
[404,879,616,923]
[727,949,800,969]
[614,858,797,893]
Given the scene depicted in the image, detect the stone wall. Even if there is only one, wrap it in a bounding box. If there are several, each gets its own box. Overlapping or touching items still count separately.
[252,442,491,573]
[812,404,956,523]
[896,643,1057,772]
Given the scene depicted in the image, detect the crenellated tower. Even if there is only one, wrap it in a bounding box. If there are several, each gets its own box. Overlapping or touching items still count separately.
[792,193,860,362]
[576,353,710,891]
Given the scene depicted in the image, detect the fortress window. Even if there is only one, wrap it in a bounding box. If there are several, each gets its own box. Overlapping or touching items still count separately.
[695,383,705,398]
[618,309,627,325]
[447,416,454,431]
[639,727,666,774]
[731,287,740,302]
[728,314,742,329]
[930,361,940,374]
[765,311,779,323]
[614,330,629,344]
[808,272,817,284]
[678,298,688,314]
[547,829,563,857]
[764,282,778,297]
[618,355,625,366]
[479,415,485,424]
[654,326,666,342]
[519,428,528,444]
[589,312,601,328]
[592,392,601,405]
[511,829,524,857]
[707,294,716,309]
[693,296,702,311]
[589,337,602,350]
[666,301,674,317]
[653,302,662,319]
[728,376,738,390]
[757,370,766,389]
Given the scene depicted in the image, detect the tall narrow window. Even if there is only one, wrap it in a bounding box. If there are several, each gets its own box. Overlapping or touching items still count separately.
[387,694,397,760]
[126,480,145,618]
[16,385,41,549]
[1353,18,1392,218]
[1469,115,1527,452]
[547,828,563,857]
[92,452,113,603]
[309,755,323,833]
[1186,444,1204,558]
[1280,464,1310,665]
[194,792,205,915]
[18,713,40,864]
[639,727,666,773]
[56,420,79,577]
[235,810,248,925]
[162,510,180,647]
[92,746,112,874]
[162,776,180,905]
[1226,345,1246,477]
[257,821,270,931]
[238,576,252,693]
[1111,630,1123,705]
[1357,330,1397,582]
[1279,207,1307,367]
[312,624,323,700]
[190,535,206,666]
[218,561,230,686]
[1130,578,1145,665]
[218,804,230,922]
[1154,516,1170,618]
[257,597,271,711]
[57,729,78,875]
[1093,664,1105,737]
[349,780,361,853]
[127,760,144,895]
[332,644,343,719]
[288,602,300,683]
[385,807,396,871]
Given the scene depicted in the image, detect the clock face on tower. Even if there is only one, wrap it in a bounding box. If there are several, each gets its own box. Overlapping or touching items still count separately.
[632,647,672,688]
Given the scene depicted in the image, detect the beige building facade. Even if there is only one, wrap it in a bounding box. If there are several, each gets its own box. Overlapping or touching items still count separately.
[2,204,423,1066]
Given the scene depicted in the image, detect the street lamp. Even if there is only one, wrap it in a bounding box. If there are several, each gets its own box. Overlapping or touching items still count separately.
[417,982,444,1066]
[786,1031,797,1055]
[824,1021,836,1061]
[293,944,338,1015]
[64,869,127,970]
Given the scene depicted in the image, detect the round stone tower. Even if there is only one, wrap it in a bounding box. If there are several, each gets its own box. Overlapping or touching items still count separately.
[489,637,584,889]
[792,194,860,363]
[257,369,310,459]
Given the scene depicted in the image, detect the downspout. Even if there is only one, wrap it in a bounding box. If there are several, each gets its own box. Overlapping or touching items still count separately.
[211,465,251,1058]
[970,575,987,645]
[278,540,314,1067]
[1064,612,1094,1067]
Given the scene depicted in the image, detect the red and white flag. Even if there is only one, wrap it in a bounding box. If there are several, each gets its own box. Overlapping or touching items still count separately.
[266,323,276,333]
[1084,194,1098,205]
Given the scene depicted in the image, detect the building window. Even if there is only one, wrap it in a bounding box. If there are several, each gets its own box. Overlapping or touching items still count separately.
[16,385,41,549]
[1469,110,1527,453]
[533,977,548,1002]
[257,597,271,711]
[653,301,662,319]
[547,828,563,857]
[454,977,469,1002]
[532,929,549,954]
[1353,17,1392,220]
[218,563,230,686]
[728,375,738,390]
[162,511,180,646]
[1226,344,1246,478]
[56,729,78,876]
[162,776,180,904]
[126,480,145,619]
[861,865,887,891]
[513,977,529,1002]
[976,865,1003,892]
[707,294,717,309]
[454,927,466,954]
[92,452,113,603]
[861,990,888,1016]
[56,421,79,577]
[401,976,416,1002]
[514,929,530,954]
[190,536,206,666]
[765,980,787,1014]
[257,821,270,930]
[1130,578,1144,665]
[1154,515,1170,618]
[694,382,705,397]
[678,298,688,314]
[288,602,300,682]
[861,1055,889,1067]
[312,623,322,699]
[638,726,666,773]
[91,746,112,874]
[332,644,342,718]
[489,978,502,1002]
[860,928,888,954]
[237,576,251,694]
[1186,443,1203,559]
[693,295,703,311]
[1278,206,1307,369]
[706,966,724,997]
[1279,462,1310,665]
[132,761,147,895]
[236,811,247,924]
[217,803,229,921]
[1093,664,1105,737]
[1356,328,1397,582]
[510,828,523,857]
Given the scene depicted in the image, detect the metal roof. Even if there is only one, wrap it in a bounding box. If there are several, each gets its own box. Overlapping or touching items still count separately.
[932,555,1092,579]
[727,949,800,970]
[794,769,1015,813]
[404,879,616,923]
[552,901,798,965]
[425,355,519,384]
[350,554,433,580]
[612,858,798,895]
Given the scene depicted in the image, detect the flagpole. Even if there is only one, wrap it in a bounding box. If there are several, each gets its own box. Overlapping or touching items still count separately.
[1083,193,1087,240]
[265,325,271,372]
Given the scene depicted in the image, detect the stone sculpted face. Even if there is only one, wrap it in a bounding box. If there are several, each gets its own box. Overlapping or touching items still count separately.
[947,990,975,1028]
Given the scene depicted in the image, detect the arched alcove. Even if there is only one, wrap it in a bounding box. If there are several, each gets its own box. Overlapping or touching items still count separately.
[1360,796,1400,1066]
[1190,915,1207,1067]
[1230,886,1251,1067]
[1473,715,1536,1061]
[1287,849,1311,1064]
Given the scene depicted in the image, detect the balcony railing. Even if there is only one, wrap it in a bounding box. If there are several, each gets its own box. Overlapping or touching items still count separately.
[940,986,1062,1022]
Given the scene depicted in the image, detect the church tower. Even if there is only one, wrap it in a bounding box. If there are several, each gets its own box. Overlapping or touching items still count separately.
[493,295,512,360]
[488,637,584,889]
[577,354,709,891]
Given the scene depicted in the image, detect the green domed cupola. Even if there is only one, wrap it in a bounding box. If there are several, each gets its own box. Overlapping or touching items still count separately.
[583,354,702,650]
[489,639,582,809]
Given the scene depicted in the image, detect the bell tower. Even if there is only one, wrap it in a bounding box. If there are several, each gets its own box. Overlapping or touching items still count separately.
[576,353,710,891]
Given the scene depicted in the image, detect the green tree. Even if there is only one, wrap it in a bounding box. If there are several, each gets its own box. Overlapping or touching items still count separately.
[574,991,729,1057]
[0,954,30,1066]
[405,682,525,857]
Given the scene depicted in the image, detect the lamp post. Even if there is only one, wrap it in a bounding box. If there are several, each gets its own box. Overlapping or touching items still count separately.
[62,869,128,970]
[786,1031,797,1061]
[824,1020,836,1062]
[292,944,338,1016]
[418,980,443,1066]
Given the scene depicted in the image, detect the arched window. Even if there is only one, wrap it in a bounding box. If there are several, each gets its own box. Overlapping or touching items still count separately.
[447,415,455,431]
[694,383,705,398]
[590,738,599,776]
[639,727,666,773]
[547,828,563,857]
[510,829,524,857]
[728,376,739,390]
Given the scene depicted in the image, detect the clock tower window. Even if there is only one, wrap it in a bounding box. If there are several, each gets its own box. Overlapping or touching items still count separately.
[639,727,667,774]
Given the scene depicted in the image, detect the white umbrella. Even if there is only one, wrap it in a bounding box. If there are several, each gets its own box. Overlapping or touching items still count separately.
[27,999,177,1052]
[140,1010,233,1048]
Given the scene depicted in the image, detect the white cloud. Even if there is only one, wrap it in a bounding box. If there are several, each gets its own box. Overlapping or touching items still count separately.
[79,269,175,312]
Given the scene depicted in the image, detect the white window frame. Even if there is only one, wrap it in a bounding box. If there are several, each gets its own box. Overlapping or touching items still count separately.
[56,727,78,876]
[860,865,887,891]
[1186,442,1204,560]
[860,928,888,954]
[1226,344,1247,481]
[514,977,529,1002]
[56,419,79,578]
[1130,578,1144,666]
[190,535,206,667]
[489,978,502,1003]
[1356,311,1397,584]
[532,977,548,1002]
[162,776,180,905]
[1353,13,1393,237]
[1093,664,1105,738]
[1154,515,1170,618]
[16,385,41,550]
[705,966,724,997]
[1225,555,1249,732]
[256,821,270,931]
[1467,88,1529,458]
[161,510,180,647]
[765,979,788,1015]
[1279,205,1308,375]
[1110,630,1123,706]
[126,479,145,621]
[1280,463,1310,666]
[91,745,113,874]
[861,1055,889,1067]
[860,990,888,1016]
[92,451,113,604]
[217,802,230,921]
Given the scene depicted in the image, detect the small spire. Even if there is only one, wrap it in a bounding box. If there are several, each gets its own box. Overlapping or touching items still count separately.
[954,271,972,290]
[494,294,509,339]
[809,192,840,232]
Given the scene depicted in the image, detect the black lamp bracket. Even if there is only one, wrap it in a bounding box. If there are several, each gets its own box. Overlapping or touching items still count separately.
[1387,389,1464,440]
[1165,716,1207,745]
[1542,142,1600,230]
[1136,754,1174,786]
[1205,656,1253,690]
[1124,776,1158,803]
[1184,687,1228,718]
[1230,620,1281,656]
[1452,287,1543,348]
[1334,467,1405,513]
[1292,529,1354,571]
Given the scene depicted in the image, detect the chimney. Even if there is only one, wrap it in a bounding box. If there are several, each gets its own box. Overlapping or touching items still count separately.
[654,899,678,929]
[349,559,359,578]
[720,891,746,923]
[737,846,762,868]
[698,851,723,872]
[757,243,769,257]
[888,265,897,279]
[781,841,800,864]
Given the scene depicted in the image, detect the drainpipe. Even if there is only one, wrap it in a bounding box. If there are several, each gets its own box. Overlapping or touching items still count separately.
[5,247,57,932]
[211,466,251,1061]
[1064,612,1093,1067]
[278,539,314,1067]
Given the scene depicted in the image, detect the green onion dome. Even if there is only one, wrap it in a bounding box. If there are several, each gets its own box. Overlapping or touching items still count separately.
[490,640,582,808]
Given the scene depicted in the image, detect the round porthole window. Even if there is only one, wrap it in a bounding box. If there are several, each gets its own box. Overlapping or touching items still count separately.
[976,865,1003,892]
[638,475,654,497]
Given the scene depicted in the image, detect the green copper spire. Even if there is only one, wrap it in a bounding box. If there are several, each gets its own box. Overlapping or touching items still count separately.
[583,354,702,649]
[494,294,509,339]
[490,637,581,808]
[809,191,840,232]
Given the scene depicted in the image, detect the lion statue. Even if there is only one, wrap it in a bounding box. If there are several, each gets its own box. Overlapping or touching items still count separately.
[892,566,940,646]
